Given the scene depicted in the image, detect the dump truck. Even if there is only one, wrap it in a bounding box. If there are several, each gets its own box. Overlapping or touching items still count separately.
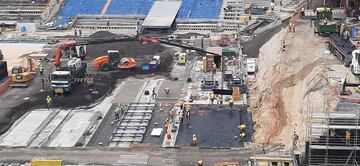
[328,34,360,74]
[50,58,87,94]
[314,7,338,35]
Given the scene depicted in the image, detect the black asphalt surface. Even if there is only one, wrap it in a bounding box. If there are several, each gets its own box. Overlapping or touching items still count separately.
[87,104,118,147]
[175,105,253,148]
[243,20,288,58]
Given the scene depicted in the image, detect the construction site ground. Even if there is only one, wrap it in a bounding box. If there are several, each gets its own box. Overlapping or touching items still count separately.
[175,105,253,148]
[0,31,176,136]
[250,19,354,151]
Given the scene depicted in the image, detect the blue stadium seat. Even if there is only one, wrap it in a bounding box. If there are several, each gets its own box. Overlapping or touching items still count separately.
[106,0,154,15]
[177,0,223,20]
[57,0,106,25]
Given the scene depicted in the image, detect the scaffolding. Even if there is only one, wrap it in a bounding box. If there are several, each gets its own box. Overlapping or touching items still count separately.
[307,99,360,166]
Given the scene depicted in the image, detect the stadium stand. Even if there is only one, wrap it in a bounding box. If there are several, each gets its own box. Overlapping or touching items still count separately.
[106,0,155,15]
[57,0,106,25]
[177,0,223,20]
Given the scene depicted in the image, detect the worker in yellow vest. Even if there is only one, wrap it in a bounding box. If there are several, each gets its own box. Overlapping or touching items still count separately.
[179,98,184,110]
[46,95,52,110]
[240,133,246,140]
[346,129,351,145]
[229,97,234,109]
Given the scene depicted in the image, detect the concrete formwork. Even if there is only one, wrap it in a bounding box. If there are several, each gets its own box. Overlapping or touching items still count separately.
[109,103,155,147]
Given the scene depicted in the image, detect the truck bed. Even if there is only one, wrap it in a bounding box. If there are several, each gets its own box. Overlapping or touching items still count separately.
[328,34,356,65]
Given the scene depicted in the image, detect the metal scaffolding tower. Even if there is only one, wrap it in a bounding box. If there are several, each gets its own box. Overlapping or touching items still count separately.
[307,100,360,166]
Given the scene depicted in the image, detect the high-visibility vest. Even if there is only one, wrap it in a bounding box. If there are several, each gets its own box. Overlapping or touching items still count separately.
[47,97,52,104]
[240,133,246,138]
[346,131,351,140]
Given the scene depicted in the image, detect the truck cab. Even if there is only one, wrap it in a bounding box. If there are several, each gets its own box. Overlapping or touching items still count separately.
[351,50,360,75]
[51,71,72,94]
[51,58,87,94]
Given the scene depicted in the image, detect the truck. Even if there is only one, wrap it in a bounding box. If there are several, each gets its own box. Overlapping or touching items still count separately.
[314,7,338,35]
[142,55,160,72]
[328,34,360,75]
[50,58,87,94]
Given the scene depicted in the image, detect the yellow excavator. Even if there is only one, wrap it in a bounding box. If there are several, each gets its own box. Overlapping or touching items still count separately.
[10,58,36,87]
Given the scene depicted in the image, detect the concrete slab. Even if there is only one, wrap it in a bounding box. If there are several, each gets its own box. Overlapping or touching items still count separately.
[151,128,163,136]
[175,106,253,148]
[113,79,147,104]
[157,80,184,102]
[0,110,51,147]
[29,110,70,147]
[48,111,93,147]
[135,79,164,103]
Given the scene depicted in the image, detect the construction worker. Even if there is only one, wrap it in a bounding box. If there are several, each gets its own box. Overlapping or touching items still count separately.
[39,63,44,76]
[46,95,52,110]
[114,105,121,120]
[240,132,246,140]
[346,129,351,145]
[186,106,191,125]
[164,87,170,95]
[197,160,203,166]
[191,134,198,146]
[229,97,234,109]
[239,124,247,133]
[340,24,345,37]
[179,98,184,110]
[164,118,169,131]
[209,93,215,105]
[169,109,175,120]
[301,7,305,16]
[152,87,157,99]
[282,40,286,52]
[292,22,296,33]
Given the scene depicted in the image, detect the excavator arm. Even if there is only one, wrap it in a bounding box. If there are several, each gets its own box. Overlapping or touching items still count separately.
[54,36,137,69]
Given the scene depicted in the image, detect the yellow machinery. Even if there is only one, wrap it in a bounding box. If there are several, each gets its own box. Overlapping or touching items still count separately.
[10,58,35,87]
[31,160,62,166]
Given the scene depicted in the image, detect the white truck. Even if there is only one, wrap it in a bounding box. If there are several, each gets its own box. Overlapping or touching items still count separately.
[246,58,257,74]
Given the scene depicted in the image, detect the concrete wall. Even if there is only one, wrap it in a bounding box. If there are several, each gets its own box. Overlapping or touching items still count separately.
[16,22,37,32]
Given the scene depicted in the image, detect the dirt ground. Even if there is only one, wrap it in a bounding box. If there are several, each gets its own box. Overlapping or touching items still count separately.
[0,43,46,70]
[250,20,341,148]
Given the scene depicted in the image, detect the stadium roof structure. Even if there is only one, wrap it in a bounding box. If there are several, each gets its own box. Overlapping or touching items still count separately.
[142,0,182,28]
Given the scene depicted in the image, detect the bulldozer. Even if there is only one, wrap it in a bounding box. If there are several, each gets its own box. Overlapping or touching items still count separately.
[10,58,36,87]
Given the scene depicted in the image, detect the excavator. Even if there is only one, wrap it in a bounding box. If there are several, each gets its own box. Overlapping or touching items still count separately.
[10,57,36,87]
[54,37,136,70]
